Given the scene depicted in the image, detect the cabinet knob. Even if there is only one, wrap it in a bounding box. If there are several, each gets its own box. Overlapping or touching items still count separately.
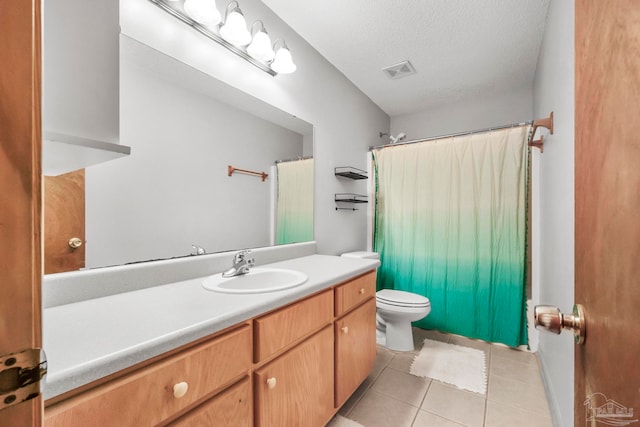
[359,288,365,295]
[173,381,189,398]
[266,377,277,389]
[341,326,349,334]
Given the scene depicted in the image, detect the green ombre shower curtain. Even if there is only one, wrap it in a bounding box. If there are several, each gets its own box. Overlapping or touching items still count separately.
[373,126,529,347]
[276,158,314,244]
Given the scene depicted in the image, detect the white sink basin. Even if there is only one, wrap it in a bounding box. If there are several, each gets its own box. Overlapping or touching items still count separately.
[202,267,308,294]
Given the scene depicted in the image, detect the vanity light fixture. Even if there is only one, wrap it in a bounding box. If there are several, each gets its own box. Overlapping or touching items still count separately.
[219,1,251,46]
[271,39,296,74]
[247,21,275,62]
[183,0,221,27]
[149,0,295,76]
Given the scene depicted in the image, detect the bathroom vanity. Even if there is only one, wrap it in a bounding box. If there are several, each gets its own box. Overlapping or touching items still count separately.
[42,252,378,426]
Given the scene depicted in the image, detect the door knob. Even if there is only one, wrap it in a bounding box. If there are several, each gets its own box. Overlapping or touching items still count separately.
[68,237,83,249]
[534,304,585,344]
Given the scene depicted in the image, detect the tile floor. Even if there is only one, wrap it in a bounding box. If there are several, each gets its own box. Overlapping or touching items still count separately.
[328,328,553,427]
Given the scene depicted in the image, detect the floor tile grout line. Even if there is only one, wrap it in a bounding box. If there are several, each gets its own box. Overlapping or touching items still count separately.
[489,370,546,389]
[482,343,495,425]
[490,352,539,367]
[484,397,554,421]
[417,409,468,427]
[483,349,492,426]
[409,379,433,427]
[343,348,408,418]
[342,355,384,417]
[370,367,431,410]
[412,380,474,427]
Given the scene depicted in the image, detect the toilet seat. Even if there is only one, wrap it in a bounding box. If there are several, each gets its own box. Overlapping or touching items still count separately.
[376,289,430,308]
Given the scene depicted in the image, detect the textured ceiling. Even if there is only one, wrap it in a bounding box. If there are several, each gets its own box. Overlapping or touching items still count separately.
[261,0,550,116]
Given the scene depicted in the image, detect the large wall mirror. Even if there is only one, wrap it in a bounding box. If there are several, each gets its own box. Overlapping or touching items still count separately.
[44,36,314,272]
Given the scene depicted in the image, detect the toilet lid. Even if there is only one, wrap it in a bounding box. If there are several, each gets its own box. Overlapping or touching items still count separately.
[376,289,430,307]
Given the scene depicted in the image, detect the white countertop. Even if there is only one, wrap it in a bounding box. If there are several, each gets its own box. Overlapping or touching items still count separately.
[43,254,380,400]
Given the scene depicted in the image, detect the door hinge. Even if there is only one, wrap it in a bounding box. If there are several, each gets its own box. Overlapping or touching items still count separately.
[0,348,47,411]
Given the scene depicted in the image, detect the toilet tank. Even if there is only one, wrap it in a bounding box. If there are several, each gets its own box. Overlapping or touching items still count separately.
[341,251,380,260]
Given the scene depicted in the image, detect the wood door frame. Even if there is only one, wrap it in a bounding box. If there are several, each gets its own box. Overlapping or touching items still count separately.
[0,0,43,425]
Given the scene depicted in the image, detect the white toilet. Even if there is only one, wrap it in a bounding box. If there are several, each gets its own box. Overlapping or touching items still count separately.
[341,251,431,351]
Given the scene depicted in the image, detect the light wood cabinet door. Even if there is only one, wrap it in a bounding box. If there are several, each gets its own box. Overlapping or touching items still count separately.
[169,377,251,427]
[254,326,334,427]
[334,298,377,408]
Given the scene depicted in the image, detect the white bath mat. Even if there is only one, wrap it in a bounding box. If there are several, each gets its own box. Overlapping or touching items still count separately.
[410,338,487,394]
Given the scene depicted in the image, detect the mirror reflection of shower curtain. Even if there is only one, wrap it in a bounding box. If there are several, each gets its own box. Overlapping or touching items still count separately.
[372,126,530,347]
[275,158,314,244]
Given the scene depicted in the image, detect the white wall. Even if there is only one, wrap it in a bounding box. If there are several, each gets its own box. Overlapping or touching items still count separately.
[532,1,575,426]
[120,0,390,256]
[86,57,305,268]
[390,86,532,140]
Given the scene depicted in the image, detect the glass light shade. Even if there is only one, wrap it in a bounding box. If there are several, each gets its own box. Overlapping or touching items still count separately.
[247,30,275,62]
[271,46,296,74]
[219,10,251,46]
[183,0,221,26]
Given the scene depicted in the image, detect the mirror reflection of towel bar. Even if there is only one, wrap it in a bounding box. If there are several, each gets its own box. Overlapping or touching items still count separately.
[228,165,268,182]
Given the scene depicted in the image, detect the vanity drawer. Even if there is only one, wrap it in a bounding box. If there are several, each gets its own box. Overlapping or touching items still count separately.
[45,325,252,427]
[169,376,251,427]
[254,290,333,362]
[334,270,377,317]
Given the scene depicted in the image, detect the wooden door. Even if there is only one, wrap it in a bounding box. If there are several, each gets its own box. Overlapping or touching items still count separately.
[0,0,43,425]
[44,169,85,274]
[254,326,334,427]
[575,1,640,426]
[334,298,376,408]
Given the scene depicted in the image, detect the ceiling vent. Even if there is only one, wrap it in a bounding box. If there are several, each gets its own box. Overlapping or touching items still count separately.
[382,60,416,79]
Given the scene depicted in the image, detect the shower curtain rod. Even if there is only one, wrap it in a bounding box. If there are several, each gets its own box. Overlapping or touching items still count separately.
[369,120,533,151]
[275,155,313,164]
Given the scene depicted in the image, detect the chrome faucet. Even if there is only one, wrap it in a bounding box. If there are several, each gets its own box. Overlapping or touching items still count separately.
[222,250,254,277]
[191,245,206,256]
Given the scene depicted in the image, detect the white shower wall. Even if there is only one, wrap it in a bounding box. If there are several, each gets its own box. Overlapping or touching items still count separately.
[390,86,532,140]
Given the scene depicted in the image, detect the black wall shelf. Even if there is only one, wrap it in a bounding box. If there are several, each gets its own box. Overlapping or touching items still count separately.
[335,193,368,203]
[334,166,367,180]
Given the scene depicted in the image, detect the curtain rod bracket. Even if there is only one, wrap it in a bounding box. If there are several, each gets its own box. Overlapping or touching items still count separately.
[528,112,553,152]
[532,111,554,135]
[529,135,544,153]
